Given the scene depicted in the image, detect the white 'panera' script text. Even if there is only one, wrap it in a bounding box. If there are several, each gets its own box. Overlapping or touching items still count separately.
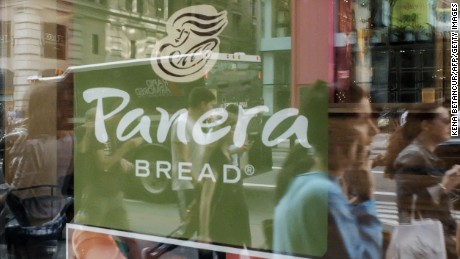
[83,87,311,148]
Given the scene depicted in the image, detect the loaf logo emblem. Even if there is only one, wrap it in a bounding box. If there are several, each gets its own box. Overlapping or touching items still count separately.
[151,5,228,82]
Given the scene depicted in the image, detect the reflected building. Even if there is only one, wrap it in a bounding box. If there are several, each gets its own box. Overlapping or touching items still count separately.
[0,0,262,112]
[366,0,450,104]
[0,0,457,258]
[0,0,170,111]
[259,0,291,113]
[0,0,455,113]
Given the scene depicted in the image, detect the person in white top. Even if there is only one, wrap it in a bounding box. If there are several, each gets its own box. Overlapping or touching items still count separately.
[170,87,216,237]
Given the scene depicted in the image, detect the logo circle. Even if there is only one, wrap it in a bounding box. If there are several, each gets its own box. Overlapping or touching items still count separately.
[244,164,255,176]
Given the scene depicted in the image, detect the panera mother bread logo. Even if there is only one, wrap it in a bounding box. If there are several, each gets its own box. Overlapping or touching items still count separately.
[151,5,228,82]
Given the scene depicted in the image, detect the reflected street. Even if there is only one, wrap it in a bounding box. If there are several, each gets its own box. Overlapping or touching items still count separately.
[121,134,406,249]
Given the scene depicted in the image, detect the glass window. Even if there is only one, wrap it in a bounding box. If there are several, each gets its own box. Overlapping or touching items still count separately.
[273,0,291,37]
[0,1,458,258]
[155,0,165,17]
[126,0,133,11]
[250,0,257,17]
[137,0,144,14]
[130,40,136,58]
[43,23,66,60]
[232,13,242,34]
[0,21,11,57]
[92,34,99,55]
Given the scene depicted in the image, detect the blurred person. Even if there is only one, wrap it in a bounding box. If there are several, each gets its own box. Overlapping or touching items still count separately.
[225,104,253,170]
[74,107,143,259]
[273,82,382,258]
[56,131,74,196]
[199,112,251,248]
[385,104,460,258]
[170,87,216,236]
[371,109,407,169]
[75,107,143,230]
[7,107,15,125]
[142,87,217,259]
[0,83,63,224]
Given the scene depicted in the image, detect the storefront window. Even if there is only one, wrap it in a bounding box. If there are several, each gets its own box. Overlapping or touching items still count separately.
[43,23,67,60]
[0,21,11,58]
[273,0,291,37]
[0,0,458,258]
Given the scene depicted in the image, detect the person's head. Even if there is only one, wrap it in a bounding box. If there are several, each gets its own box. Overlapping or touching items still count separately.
[384,104,450,178]
[328,84,379,174]
[188,87,216,115]
[275,82,378,202]
[225,104,240,116]
[403,104,450,144]
[205,111,238,157]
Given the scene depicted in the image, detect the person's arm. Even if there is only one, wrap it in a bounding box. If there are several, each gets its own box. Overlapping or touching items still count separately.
[344,153,374,204]
[427,164,460,204]
[96,137,143,172]
[328,187,382,259]
[10,142,40,189]
[228,140,252,156]
[439,165,460,192]
[336,144,381,258]
[394,151,437,186]
[396,151,460,202]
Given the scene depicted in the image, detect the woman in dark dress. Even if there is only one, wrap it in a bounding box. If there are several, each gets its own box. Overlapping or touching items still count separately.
[199,112,251,248]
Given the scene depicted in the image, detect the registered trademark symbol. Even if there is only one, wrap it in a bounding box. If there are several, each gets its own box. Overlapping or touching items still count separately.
[244,164,255,176]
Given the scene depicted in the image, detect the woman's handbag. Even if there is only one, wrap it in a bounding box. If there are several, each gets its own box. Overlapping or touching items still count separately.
[385,219,447,259]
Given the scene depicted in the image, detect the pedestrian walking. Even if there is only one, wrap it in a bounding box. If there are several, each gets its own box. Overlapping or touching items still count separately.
[273,81,382,258]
